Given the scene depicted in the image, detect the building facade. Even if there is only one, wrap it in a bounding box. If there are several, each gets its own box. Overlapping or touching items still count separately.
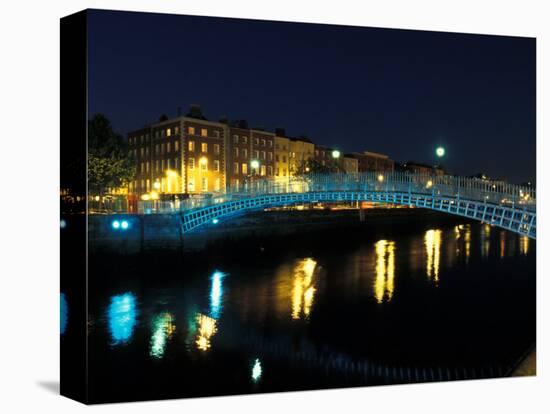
[349,151,394,173]
[128,116,227,197]
[288,137,315,175]
[274,135,290,182]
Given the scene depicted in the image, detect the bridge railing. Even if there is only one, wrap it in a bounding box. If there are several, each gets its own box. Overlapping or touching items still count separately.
[136,172,535,214]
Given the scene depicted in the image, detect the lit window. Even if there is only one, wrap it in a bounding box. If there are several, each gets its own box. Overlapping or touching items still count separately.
[260,165,266,176]
[214,160,220,172]
[188,141,195,151]
[242,163,248,174]
[167,128,171,137]
[188,126,195,135]
[201,128,207,137]
[215,178,221,191]
[189,158,195,170]
[201,142,208,153]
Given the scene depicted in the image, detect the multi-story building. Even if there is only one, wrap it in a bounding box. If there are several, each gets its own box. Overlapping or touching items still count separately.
[274,135,290,182]
[349,151,394,172]
[129,110,276,197]
[342,156,359,174]
[128,115,227,197]
[400,161,444,176]
[227,125,251,190]
[314,145,340,170]
[250,129,275,179]
[288,137,315,175]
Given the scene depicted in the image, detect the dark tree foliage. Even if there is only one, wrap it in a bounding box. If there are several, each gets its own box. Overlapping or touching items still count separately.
[88,114,135,195]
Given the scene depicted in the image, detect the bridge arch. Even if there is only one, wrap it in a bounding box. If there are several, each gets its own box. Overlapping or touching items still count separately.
[178,173,535,239]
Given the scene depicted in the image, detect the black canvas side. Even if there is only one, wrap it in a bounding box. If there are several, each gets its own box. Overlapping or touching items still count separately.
[60,9,89,404]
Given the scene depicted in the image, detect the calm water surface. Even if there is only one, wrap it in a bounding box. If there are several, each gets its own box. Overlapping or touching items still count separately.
[67,220,536,402]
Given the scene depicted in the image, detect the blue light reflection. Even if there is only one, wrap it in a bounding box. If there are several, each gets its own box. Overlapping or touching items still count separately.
[108,293,137,345]
[210,271,225,319]
[60,293,68,335]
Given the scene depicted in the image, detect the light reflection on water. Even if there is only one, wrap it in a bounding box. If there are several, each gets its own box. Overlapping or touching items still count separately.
[87,222,534,398]
[425,229,442,283]
[291,258,318,320]
[150,312,176,359]
[107,293,138,346]
[374,240,395,303]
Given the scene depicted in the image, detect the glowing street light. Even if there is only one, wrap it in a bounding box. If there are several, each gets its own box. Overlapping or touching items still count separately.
[377,174,384,182]
[426,180,433,188]
[199,157,208,166]
[331,150,341,159]
[435,147,445,158]
[250,159,260,170]
[153,180,161,190]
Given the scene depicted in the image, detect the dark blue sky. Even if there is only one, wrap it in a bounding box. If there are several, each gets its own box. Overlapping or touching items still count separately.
[88,9,535,183]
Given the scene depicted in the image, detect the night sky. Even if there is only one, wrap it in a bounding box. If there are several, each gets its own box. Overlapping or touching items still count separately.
[88,9,536,183]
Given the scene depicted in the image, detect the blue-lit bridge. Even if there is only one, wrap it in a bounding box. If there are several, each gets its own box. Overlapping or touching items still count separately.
[139,172,536,239]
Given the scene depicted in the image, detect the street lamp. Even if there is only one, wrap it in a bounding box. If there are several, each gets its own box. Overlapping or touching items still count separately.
[250,159,260,170]
[331,150,341,159]
[435,147,445,158]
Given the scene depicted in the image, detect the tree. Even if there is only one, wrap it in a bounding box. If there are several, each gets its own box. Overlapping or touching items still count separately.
[294,159,332,176]
[88,114,135,195]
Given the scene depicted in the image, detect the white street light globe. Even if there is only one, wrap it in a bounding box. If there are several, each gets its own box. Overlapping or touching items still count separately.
[331,150,341,159]
[436,147,445,157]
[250,160,260,169]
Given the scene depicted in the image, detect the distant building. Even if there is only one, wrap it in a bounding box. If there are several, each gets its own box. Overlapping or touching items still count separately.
[400,161,444,176]
[289,137,315,175]
[342,156,359,174]
[348,151,394,172]
[314,145,339,170]
[274,135,290,181]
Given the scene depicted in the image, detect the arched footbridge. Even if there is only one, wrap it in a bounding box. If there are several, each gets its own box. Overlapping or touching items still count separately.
[142,173,536,239]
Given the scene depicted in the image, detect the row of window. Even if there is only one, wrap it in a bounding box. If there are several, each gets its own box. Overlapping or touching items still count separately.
[232,148,273,161]
[188,141,220,154]
[131,176,222,193]
[233,135,273,147]
[232,163,273,176]
[130,126,223,145]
